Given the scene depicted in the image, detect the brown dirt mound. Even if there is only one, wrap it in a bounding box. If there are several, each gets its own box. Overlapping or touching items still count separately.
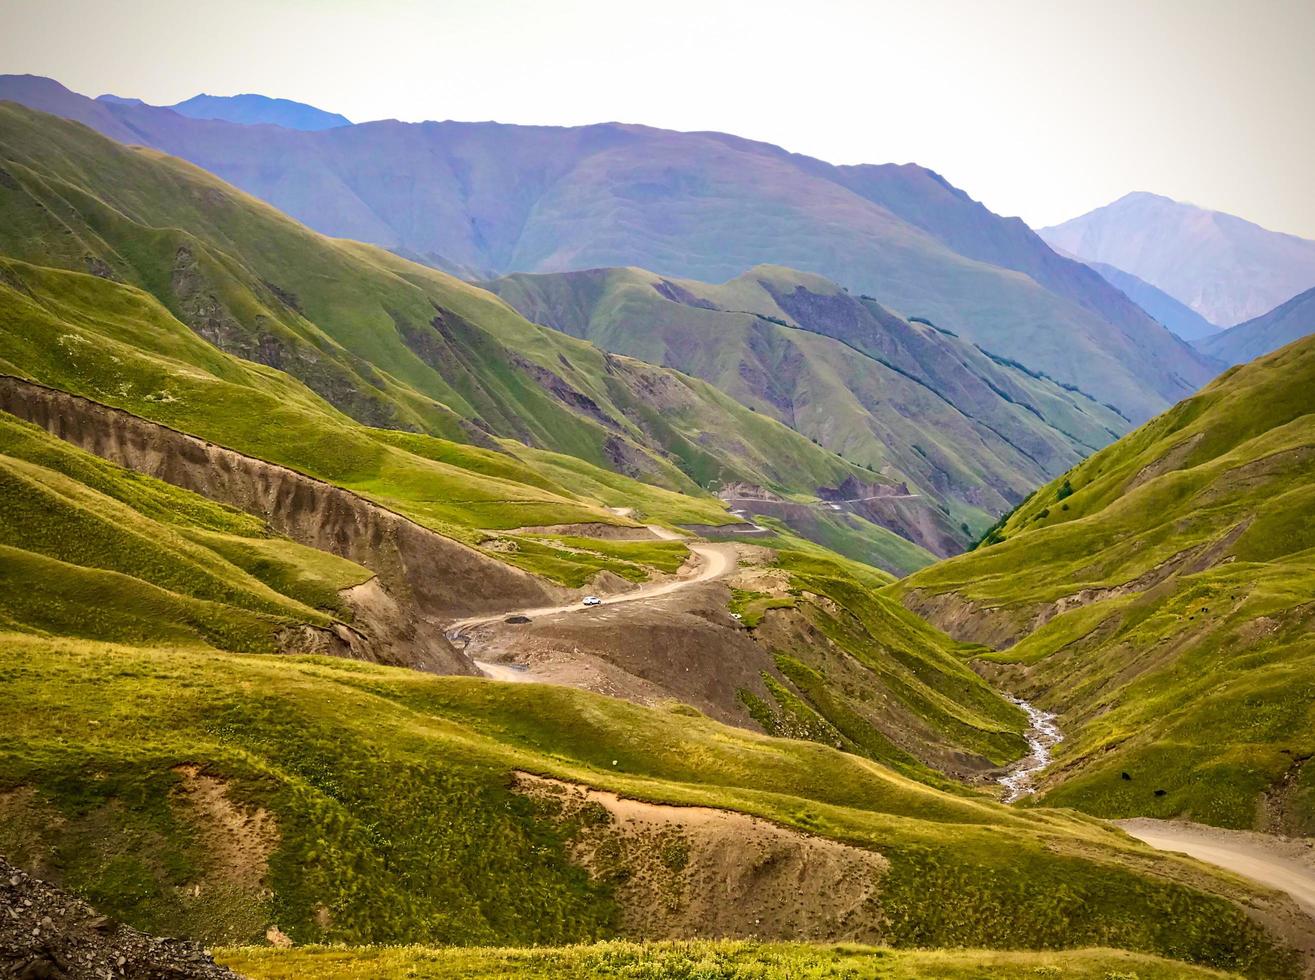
[462,582,776,726]
[170,766,277,894]
[0,855,242,979]
[515,772,888,941]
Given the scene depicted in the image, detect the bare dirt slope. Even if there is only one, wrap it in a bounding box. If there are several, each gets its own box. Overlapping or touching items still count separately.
[449,537,764,725]
[460,578,775,727]
[514,773,887,941]
[448,537,734,637]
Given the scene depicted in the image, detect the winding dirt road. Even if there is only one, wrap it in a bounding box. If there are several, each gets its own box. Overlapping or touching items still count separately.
[447,526,736,680]
[1116,818,1315,916]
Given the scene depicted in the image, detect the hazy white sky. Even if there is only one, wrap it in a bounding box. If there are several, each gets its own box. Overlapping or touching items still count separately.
[4,0,1313,236]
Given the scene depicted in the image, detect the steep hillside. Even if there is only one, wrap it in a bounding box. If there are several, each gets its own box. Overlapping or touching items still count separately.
[0,409,377,656]
[1042,192,1315,326]
[0,100,941,569]
[0,256,702,562]
[1199,286,1315,366]
[895,333,1315,832]
[1087,261,1221,342]
[0,75,1219,422]
[488,264,1131,549]
[0,357,1011,774]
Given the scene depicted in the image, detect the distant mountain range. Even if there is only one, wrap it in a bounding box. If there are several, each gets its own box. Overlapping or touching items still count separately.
[97,90,351,130]
[1042,191,1315,326]
[1198,284,1315,365]
[0,74,1218,423]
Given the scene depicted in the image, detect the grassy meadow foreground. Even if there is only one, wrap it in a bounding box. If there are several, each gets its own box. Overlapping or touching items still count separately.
[5,634,1295,970]
[220,941,1243,979]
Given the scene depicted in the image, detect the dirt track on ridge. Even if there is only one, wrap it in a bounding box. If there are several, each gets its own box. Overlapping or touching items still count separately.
[448,526,737,681]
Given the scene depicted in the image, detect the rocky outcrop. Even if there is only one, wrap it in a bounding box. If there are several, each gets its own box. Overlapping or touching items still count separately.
[0,855,241,979]
[0,376,562,674]
[899,588,1029,649]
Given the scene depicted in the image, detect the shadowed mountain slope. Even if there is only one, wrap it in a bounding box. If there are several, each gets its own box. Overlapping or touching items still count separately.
[1086,261,1220,342]
[1042,191,1315,326]
[895,332,1315,833]
[0,75,1218,422]
[487,264,1131,550]
[1198,285,1315,366]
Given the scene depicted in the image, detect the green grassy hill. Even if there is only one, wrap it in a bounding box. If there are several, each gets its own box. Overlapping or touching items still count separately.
[735,547,1029,777]
[0,632,1301,975]
[0,257,736,585]
[487,264,1130,548]
[0,103,894,534]
[221,941,1246,979]
[0,366,1030,764]
[0,410,371,650]
[895,333,1315,831]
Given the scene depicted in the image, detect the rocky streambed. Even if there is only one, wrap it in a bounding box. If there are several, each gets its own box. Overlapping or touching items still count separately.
[999,697,1063,803]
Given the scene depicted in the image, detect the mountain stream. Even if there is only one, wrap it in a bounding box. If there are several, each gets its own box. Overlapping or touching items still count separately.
[999,697,1063,803]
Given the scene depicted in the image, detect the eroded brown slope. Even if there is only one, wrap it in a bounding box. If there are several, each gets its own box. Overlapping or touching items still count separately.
[0,376,565,674]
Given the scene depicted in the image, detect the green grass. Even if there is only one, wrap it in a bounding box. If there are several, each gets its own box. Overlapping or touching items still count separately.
[0,404,1301,973]
[220,940,1243,979]
[0,256,715,585]
[769,550,1028,769]
[0,633,1299,976]
[0,101,891,553]
[0,412,371,649]
[703,513,934,577]
[487,264,1131,551]
[728,588,797,627]
[483,533,691,587]
[894,333,1315,829]
[530,535,690,570]
[476,534,685,588]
